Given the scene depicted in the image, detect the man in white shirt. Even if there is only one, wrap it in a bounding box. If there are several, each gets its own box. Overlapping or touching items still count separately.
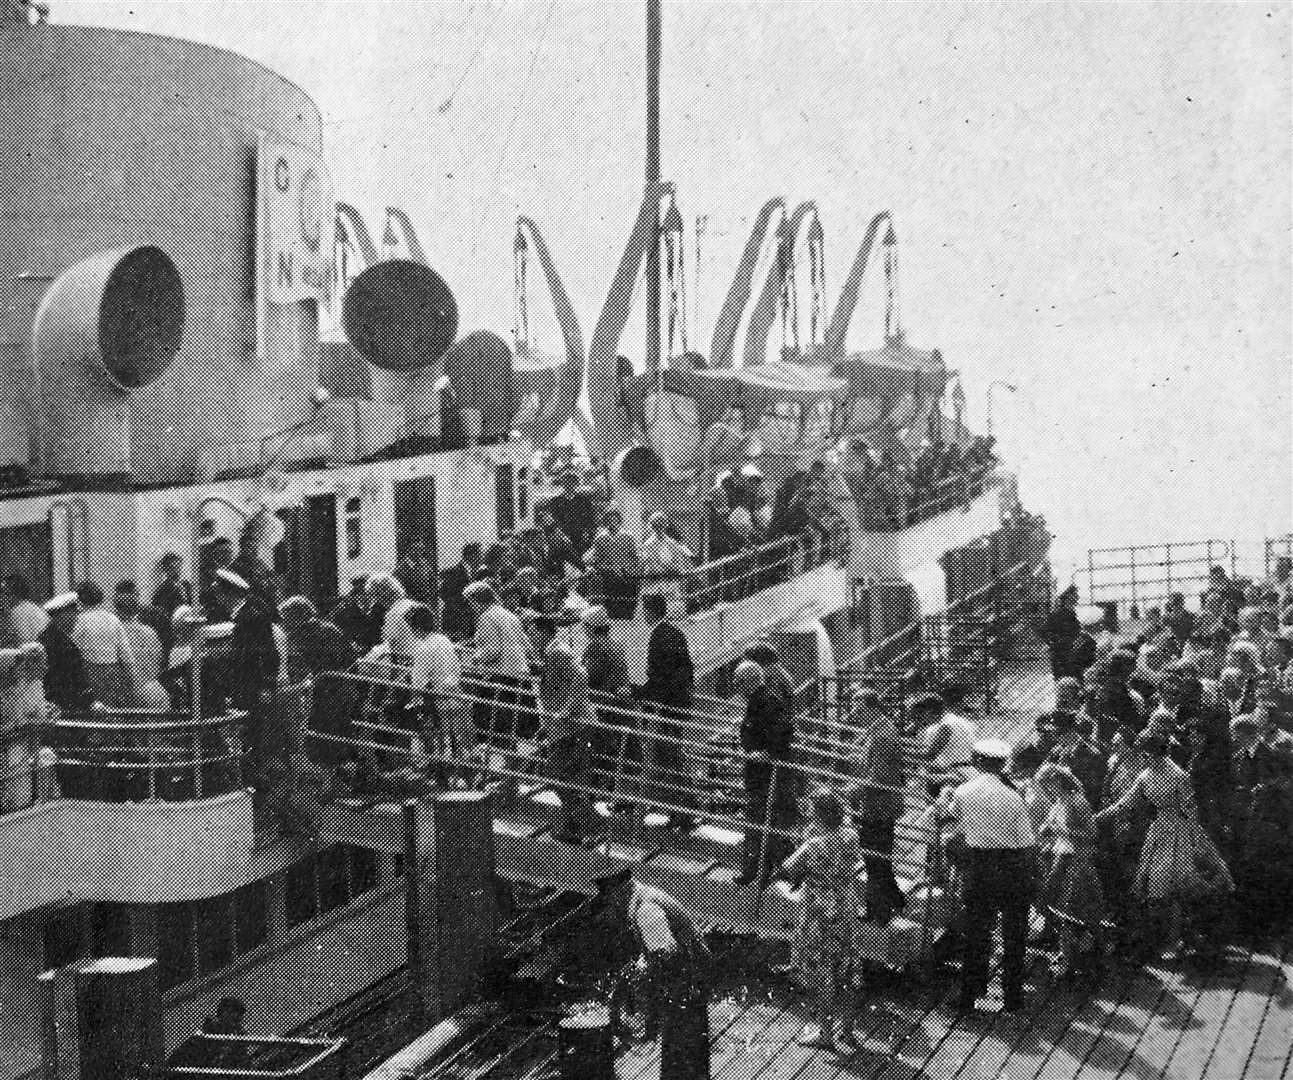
[71,582,131,706]
[404,603,474,766]
[948,738,1037,1013]
[465,582,534,738]
[915,692,978,798]
[1,574,48,646]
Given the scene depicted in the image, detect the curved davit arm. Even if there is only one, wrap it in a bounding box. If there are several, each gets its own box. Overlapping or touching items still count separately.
[742,200,817,369]
[515,216,586,446]
[587,182,671,462]
[708,196,785,370]
[822,210,891,361]
[336,202,380,268]
[387,206,431,266]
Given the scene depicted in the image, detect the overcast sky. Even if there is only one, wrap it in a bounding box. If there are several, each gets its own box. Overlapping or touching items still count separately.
[58,1,1293,573]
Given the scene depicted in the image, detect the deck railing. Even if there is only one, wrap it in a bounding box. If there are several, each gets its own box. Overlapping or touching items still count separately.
[1076,533,1291,613]
[0,707,246,810]
[306,663,960,881]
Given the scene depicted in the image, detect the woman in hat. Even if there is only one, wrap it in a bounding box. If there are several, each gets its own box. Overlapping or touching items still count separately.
[1035,763,1105,978]
[1094,729,1234,963]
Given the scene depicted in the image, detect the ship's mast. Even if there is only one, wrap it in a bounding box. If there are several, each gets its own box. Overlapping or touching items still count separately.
[644,0,662,374]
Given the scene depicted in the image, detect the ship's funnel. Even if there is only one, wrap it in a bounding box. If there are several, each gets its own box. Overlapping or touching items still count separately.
[34,245,184,477]
[342,259,459,443]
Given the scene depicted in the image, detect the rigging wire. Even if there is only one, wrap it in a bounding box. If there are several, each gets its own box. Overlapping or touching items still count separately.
[437,1,502,113]
[471,0,558,247]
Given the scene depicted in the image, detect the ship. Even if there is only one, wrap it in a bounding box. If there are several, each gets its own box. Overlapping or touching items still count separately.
[0,3,1051,1077]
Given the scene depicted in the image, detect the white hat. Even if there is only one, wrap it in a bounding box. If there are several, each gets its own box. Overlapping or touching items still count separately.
[201,621,234,642]
[215,569,250,593]
[1077,605,1105,629]
[463,581,495,602]
[44,592,79,614]
[171,604,201,626]
[739,463,764,479]
[580,605,611,630]
[973,738,1013,761]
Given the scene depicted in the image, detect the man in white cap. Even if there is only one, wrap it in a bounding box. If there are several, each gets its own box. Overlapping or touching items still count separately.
[947,737,1037,1013]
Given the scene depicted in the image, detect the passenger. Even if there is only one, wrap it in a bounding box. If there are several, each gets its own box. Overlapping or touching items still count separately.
[544,470,598,556]
[580,605,631,795]
[464,581,534,739]
[633,592,696,831]
[198,536,237,622]
[1039,585,1082,680]
[743,642,795,707]
[845,690,906,924]
[394,540,436,603]
[150,552,193,618]
[71,582,131,707]
[585,508,642,619]
[641,511,694,610]
[229,510,283,607]
[780,788,861,1050]
[733,660,795,886]
[329,575,384,651]
[537,641,595,840]
[369,575,416,655]
[0,643,48,810]
[0,573,48,646]
[404,603,472,767]
[913,692,977,798]
[1035,763,1106,979]
[1094,730,1234,967]
[279,597,357,766]
[113,581,169,708]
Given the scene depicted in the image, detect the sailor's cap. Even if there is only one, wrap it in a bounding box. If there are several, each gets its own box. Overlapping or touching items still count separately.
[215,569,250,593]
[201,621,234,642]
[580,605,611,630]
[463,581,495,601]
[973,738,1013,761]
[43,592,79,614]
[1077,606,1106,629]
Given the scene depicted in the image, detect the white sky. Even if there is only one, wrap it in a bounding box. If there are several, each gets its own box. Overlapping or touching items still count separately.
[56,1,1293,571]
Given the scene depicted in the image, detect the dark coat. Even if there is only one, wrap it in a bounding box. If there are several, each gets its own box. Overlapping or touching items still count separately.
[40,624,92,713]
[228,597,280,707]
[439,563,478,641]
[638,620,694,711]
[739,686,793,761]
[287,618,355,678]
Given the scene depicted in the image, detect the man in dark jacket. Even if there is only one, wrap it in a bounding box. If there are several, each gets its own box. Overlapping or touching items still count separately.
[329,576,383,651]
[1040,586,1081,680]
[733,660,794,885]
[217,570,282,796]
[635,592,695,829]
[543,472,597,556]
[39,592,91,714]
[849,690,907,922]
[280,596,358,766]
[439,543,483,642]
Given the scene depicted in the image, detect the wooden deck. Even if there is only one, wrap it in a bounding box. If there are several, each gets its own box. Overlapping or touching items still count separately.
[467,655,1293,1080]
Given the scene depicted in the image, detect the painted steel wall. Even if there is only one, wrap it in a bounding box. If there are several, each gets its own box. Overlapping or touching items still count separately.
[0,24,325,482]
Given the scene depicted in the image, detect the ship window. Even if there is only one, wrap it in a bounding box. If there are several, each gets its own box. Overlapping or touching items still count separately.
[156,903,196,991]
[234,881,268,954]
[317,844,351,915]
[345,497,363,560]
[195,895,234,974]
[285,857,321,929]
[286,844,378,930]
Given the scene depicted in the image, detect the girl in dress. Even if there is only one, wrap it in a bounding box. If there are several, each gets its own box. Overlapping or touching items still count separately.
[781,788,862,1050]
[1094,730,1234,964]
[1035,764,1106,978]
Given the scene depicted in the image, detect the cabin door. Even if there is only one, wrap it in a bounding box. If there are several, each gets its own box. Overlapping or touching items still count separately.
[393,476,438,580]
[274,495,340,607]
